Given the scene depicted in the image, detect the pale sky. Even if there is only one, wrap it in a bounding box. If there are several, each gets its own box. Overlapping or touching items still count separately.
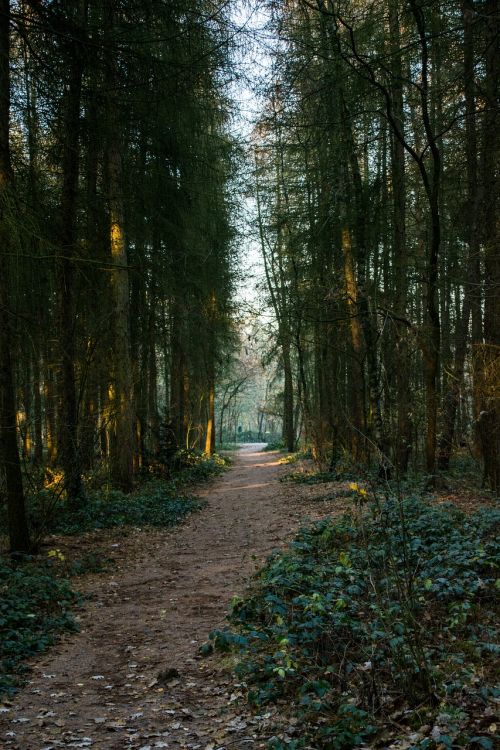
[228,0,272,313]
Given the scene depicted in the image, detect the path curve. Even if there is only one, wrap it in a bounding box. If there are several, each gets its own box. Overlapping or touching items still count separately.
[1,446,304,750]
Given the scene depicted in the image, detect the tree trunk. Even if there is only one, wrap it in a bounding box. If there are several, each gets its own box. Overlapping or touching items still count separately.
[437,0,480,470]
[107,147,134,489]
[80,90,101,472]
[56,2,85,503]
[389,0,412,472]
[205,359,215,456]
[105,2,134,490]
[44,350,57,464]
[21,357,32,459]
[147,296,159,454]
[477,0,500,492]
[32,348,43,464]
[406,0,442,477]
[169,298,187,447]
[338,76,390,475]
[341,225,365,462]
[0,0,30,554]
[0,280,31,554]
[282,339,295,452]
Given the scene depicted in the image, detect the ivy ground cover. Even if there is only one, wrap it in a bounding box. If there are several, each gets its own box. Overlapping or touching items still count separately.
[208,495,499,749]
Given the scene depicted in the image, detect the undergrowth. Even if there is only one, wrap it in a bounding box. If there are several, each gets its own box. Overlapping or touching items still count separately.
[24,479,205,538]
[264,441,286,452]
[0,450,228,541]
[0,559,80,698]
[206,494,499,749]
[173,449,230,484]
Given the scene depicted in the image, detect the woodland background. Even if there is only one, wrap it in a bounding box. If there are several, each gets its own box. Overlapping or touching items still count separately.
[0,0,499,546]
[0,3,499,748]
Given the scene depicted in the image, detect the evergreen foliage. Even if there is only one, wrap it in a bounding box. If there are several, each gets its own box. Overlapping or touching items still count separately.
[0,0,237,551]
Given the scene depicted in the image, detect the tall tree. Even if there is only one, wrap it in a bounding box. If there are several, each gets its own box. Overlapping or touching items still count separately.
[55,0,87,502]
[252,0,497,485]
[104,1,134,491]
[0,0,31,553]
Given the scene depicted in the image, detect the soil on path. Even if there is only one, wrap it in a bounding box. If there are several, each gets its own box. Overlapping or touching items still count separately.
[1,445,333,750]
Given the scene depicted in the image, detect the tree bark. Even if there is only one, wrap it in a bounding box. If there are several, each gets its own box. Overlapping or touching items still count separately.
[56,0,85,503]
[341,225,365,463]
[477,0,500,492]
[389,0,412,472]
[107,152,134,488]
[32,348,43,464]
[169,297,187,447]
[0,0,31,553]
[205,358,216,456]
[437,0,480,470]
[282,340,295,452]
[106,3,134,491]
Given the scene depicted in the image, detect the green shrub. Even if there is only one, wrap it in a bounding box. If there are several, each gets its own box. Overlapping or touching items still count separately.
[34,483,206,536]
[0,558,80,697]
[175,450,231,483]
[208,496,499,748]
[0,452,226,541]
[264,441,286,452]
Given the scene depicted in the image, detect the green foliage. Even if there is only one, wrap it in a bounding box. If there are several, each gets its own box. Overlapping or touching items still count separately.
[277,450,313,466]
[267,704,375,750]
[0,558,79,697]
[34,484,206,536]
[280,470,360,485]
[175,450,231,483]
[209,497,499,748]
[263,441,286,452]
[2,454,226,540]
[280,455,358,483]
[145,449,230,484]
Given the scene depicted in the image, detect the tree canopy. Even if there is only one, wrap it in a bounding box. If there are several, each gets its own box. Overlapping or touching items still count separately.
[0,0,498,550]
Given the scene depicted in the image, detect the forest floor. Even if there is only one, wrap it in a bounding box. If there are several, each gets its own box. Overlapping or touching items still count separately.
[2,446,496,750]
[0,445,352,750]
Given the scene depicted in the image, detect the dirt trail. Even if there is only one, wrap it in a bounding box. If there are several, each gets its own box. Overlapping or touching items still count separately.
[1,445,311,750]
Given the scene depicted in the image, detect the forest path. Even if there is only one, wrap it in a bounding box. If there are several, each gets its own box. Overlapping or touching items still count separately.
[1,445,311,750]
